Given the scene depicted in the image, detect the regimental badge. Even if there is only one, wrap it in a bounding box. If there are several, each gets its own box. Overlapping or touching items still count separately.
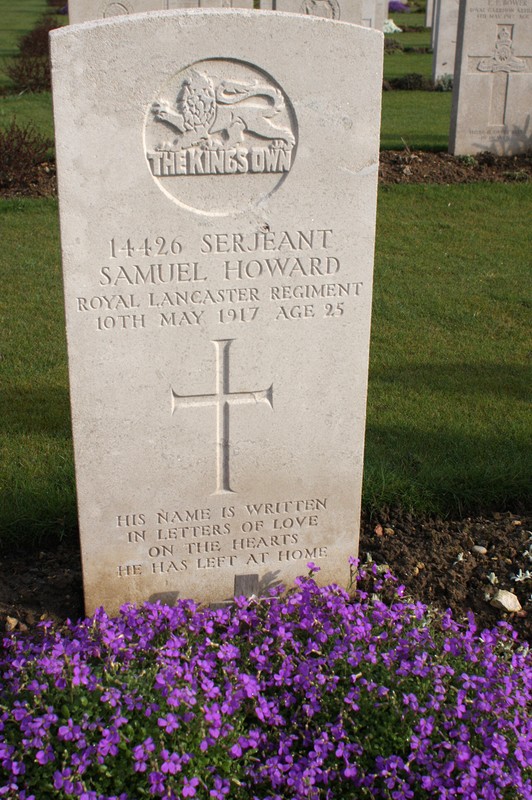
[300,0,340,20]
[145,60,297,214]
[477,26,526,74]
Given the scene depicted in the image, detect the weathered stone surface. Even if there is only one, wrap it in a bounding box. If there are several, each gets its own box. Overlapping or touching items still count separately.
[69,0,254,25]
[449,0,532,155]
[432,0,460,81]
[51,9,382,614]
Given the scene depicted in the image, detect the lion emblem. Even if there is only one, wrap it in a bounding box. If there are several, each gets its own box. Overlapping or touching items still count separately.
[152,70,295,151]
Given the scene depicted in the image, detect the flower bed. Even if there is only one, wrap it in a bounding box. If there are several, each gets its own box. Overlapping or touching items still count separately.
[1,563,530,799]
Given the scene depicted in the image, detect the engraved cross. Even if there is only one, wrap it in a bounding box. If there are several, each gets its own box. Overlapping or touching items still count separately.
[171,339,273,495]
[468,24,530,127]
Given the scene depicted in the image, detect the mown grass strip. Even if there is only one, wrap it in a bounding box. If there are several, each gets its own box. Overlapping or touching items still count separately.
[1,185,530,547]
[380,90,452,151]
[366,182,531,515]
[0,0,50,89]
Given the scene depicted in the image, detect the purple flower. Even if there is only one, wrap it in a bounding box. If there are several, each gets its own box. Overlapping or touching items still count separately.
[182,776,200,797]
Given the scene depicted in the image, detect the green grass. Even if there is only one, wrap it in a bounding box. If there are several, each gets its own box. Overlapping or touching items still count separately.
[385,18,431,53]
[1,186,530,547]
[1,86,453,155]
[0,91,55,143]
[0,199,76,544]
[381,91,452,150]
[0,0,529,544]
[0,0,50,90]
[391,11,427,29]
[365,183,531,516]
[0,0,448,154]
[0,0,49,58]
[384,9,432,80]
[0,76,453,156]
[384,51,432,80]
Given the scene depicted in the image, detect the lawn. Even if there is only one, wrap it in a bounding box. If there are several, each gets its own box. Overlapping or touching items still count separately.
[0,1,450,152]
[0,2,529,547]
[0,0,51,90]
[381,90,452,150]
[1,183,530,547]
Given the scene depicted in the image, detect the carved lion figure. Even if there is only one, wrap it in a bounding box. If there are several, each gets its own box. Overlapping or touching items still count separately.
[152,70,295,151]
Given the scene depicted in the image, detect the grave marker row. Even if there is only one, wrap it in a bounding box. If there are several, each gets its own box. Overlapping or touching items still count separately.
[69,0,387,29]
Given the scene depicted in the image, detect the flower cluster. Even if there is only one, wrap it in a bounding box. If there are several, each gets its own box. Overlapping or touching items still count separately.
[388,1,410,13]
[0,562,531,799]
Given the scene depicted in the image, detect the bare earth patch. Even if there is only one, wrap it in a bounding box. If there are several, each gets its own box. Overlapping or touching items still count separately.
[379,149,532,184]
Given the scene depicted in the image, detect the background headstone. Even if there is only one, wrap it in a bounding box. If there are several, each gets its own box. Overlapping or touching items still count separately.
[426,0,434,28]
[51,9,383,615]
[259,0,363,24]
[69,0,254,25]
[449,0,532,155]
[362,0,386,30]
[431,0,439,49]
[432,0,460,81]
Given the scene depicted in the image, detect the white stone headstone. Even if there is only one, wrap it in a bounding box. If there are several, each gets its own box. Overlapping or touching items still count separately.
[259,0,363,24]
[426,0,434,28]
[69,0,254,25]
[449,0,532,155]
[51,9,383,615]
[362,0,386,30]
[432,0,460,81]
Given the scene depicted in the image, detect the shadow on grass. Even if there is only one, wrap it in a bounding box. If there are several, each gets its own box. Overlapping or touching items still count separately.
[0,484,78,551]
[364,420,531,516]
[0,386,71,437]
[369,361,530,403]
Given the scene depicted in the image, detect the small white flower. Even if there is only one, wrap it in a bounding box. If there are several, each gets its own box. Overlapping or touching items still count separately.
[511,569,532,583]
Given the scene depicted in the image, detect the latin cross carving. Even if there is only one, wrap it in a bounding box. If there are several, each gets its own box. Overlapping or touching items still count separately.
[171,339,273,494]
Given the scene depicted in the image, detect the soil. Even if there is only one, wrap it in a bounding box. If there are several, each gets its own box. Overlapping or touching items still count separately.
[378,149,532,185]
[1,151,530,642]
[1,149,531,200]
[1,511,530,641]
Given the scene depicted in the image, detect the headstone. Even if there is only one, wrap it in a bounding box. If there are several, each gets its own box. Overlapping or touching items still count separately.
[449,0,532,155]
[259,0,363,24]
[432,0,460,81]
[51,9,382,615]
[431,0,439,48]
[69,0,254,25]
[362,0,386,30]
[426,0,434,28]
